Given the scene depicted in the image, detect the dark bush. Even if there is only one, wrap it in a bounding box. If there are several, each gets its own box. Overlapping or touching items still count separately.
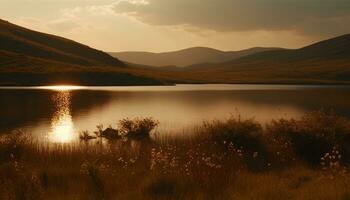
[101,128,120,140]
[93,124,120,140]
[202,117,269,171]
[119,117,159,139]
[267,112,350,166]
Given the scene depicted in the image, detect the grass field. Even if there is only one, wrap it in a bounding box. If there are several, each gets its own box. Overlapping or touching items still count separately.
[1,112,350,199]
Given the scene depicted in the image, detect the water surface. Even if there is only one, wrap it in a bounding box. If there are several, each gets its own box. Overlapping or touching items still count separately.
[1,84,350,144]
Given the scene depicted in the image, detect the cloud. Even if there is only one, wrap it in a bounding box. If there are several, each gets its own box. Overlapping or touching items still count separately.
[112,0,350,36]
[47,19,79,32]
[7,0,345,52]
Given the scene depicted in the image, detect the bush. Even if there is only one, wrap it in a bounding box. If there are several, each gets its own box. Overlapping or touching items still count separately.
[267,112,350,166]
[93,124,120,140]
[91,118,158,141]
[202,117,269,171]
[101,128,120,140]
[203,117,262,146]
[118,117,159,139]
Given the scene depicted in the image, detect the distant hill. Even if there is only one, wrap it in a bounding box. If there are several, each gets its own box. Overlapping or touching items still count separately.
[229,33,350,65]
[190,34,350,70]
[0,19,125,68]
[109,47,280,67]
[180,34,350,83]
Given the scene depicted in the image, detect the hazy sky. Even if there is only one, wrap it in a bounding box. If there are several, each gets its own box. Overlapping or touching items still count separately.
[1,0,350,52]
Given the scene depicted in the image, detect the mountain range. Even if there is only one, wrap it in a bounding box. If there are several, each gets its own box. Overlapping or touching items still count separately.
[177,34,350,83]
[190,34,350,69]
[0,18,350,85]
[109,47,280,67]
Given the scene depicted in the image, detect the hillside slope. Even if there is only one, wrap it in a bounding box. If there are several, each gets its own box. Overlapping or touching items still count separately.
[195,34,350,69]
[0,19,124,67]
[110,47,279,67]
[0,19,168,86]
[181,34,350,83]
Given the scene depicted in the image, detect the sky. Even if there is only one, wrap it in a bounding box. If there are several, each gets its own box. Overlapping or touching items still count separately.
[1,0,350,52]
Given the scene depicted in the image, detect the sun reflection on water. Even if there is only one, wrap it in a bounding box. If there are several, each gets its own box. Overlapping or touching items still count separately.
[39,85,84,91]
[49,91,76,143]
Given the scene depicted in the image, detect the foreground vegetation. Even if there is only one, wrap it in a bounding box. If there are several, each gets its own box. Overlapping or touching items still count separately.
[1,112,350,199]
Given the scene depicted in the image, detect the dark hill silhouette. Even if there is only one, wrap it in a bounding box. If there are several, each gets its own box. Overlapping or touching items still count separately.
[109,47,280,67]
[0,19,124,67]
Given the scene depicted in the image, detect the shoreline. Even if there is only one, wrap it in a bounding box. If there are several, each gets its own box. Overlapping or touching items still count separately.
[1,82,350,87]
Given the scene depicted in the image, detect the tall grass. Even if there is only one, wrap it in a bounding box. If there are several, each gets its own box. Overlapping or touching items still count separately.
[1,113,350,199]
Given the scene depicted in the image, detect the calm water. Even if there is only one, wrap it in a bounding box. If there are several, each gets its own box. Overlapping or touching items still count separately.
[1,84,350,144]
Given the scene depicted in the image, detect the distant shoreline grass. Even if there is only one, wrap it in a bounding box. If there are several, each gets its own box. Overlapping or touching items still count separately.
[1,112,350,199]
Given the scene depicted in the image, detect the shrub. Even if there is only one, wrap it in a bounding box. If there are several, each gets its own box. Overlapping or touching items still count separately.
[203,117,262,146]
[118,117,159,139]
[101,128,120,140]
[92,118,159,140]
[93,124,120,140]
[267,112,350,166]
[202,117,269,171]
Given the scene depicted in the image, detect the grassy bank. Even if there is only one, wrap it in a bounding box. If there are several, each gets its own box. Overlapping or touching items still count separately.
[1,112,350,199]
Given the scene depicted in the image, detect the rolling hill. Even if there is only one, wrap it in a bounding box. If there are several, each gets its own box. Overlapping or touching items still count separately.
[173,34,350,83]
[0,19,124,68]
[109,47,280,67]
[0,19,166,86]
[226,34,350,68]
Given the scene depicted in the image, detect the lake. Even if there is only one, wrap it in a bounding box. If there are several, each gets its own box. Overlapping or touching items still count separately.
[1,84,350,144]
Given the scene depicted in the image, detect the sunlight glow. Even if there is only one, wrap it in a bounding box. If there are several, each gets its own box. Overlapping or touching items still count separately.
[49,91,76,143]
[39,85,84,91]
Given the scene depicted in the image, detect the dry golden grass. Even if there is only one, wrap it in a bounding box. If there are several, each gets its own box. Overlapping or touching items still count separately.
[1,113,350,199]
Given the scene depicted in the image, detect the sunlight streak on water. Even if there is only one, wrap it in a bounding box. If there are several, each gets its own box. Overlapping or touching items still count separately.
[48,91,76,143]
[38,85,85,91]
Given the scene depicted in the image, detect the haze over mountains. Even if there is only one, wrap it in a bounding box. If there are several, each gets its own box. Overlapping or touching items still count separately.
[109,47,280,67]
